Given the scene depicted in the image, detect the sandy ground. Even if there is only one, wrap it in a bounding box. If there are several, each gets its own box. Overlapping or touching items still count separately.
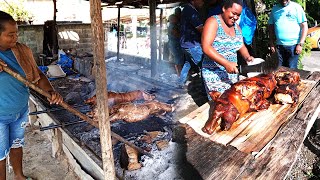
[5,50,319,180]
[6,127,80,180]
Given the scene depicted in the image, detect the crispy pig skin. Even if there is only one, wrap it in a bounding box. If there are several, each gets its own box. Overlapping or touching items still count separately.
[203,73,277,134]
[274,68,300,85]
[84,90,155,106]
[88,100,173,123]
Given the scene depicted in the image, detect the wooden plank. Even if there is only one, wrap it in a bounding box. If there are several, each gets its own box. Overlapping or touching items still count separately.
[231,72,319,179]
[181,80,316,153]
[30,95,104,179]
[62,144,95,180]
[230,80,315,153]
[62,129,104,180]
[186,127,254,180]
[238,81,320,179]
[184,71,320,179]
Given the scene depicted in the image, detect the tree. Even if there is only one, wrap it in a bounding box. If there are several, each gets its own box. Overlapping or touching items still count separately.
[0,0,32,24]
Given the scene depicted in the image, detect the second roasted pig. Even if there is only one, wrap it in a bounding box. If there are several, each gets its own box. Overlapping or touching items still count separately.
[84,90,155,106]
[88,100,174,123]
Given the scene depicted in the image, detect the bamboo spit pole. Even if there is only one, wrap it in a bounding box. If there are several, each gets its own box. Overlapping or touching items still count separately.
[0,65,153,158]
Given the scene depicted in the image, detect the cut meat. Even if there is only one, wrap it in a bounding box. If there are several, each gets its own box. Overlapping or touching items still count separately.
[274,68,300,85]
[274,68,300,106]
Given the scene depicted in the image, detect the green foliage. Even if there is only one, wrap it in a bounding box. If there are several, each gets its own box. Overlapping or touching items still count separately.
[256,11,270,59]
[0,0,32,22]
[306,0,320,21]
[298,37,312,69]
[255,0,312,69]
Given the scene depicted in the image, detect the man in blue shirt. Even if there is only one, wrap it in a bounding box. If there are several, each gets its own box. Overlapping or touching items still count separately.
[0,11,63,180]
[268,0,308,69]
[179,0,204,86]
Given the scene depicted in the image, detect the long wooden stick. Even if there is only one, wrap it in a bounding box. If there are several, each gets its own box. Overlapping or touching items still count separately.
[1,65,153,158]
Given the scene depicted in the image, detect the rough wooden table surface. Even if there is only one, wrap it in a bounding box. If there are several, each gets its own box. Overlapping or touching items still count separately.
[184,70,320,180]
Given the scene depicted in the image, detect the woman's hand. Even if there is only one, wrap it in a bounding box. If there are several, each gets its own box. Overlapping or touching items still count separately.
[0,59,7,72]
[225,61,239,74]
[245,55,254,63]
[47,91,63,105]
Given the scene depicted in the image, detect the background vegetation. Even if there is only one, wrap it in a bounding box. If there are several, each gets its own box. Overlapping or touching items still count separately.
[254,0,318,69]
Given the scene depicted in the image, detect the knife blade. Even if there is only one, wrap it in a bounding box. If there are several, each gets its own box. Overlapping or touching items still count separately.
[237,62,277,76]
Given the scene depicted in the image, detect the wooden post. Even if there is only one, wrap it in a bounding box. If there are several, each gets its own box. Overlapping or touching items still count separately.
[117,5,121,61]
[89,0,116,179]
[158,8,163,62]
[149,0,157,77]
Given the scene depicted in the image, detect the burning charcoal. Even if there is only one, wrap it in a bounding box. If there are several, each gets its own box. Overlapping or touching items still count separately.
[120,144,141,171]
[156,140,169,151]
[139,131,163,144]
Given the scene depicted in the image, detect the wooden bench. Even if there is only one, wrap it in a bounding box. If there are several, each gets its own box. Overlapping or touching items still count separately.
[182,70,320,179]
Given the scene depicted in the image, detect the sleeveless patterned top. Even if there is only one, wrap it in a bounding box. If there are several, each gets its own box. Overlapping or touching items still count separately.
[202,15,243,69]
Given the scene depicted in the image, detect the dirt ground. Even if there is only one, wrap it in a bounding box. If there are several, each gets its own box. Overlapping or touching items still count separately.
[6,127,80,180]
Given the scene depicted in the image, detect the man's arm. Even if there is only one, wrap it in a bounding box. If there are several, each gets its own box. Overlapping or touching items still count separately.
[295,21,308,54]
[299,22,308,44]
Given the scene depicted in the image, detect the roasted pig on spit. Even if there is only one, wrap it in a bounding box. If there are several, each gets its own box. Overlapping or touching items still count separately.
[87,100,174,123]
[203,73,277,134]
[84,90,155,106]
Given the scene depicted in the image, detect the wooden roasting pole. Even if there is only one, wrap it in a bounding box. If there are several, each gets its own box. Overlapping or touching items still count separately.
[90,0,116,179]
[0,65,153,158]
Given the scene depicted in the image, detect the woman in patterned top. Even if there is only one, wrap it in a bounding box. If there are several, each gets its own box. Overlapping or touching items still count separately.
[201,0,254,100]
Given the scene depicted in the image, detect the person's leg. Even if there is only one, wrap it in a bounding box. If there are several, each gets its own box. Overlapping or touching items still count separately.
[169,43,184,77]
[9,147,25,180]
[287,45,299,69]
[9,106,29,180]
[0,113,11,180]
[0,159,6,180]
[188,45,203,65]
[276,45,285,67]
[179,49,192,85]
[179,59,191,84]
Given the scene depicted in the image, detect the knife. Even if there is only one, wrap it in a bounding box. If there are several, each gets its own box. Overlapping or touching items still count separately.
[237,62,278,76]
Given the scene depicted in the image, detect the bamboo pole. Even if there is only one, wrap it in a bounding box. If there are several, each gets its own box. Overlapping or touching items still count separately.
[0,65,153,159]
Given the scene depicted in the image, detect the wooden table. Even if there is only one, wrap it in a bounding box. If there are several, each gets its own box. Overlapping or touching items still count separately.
[184,70,320,180]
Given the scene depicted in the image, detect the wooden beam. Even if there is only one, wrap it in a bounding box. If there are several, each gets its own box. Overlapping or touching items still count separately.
[117,5,121,61]
[89,0,116,179]
[149,0,157,77]
[158,8,163,62]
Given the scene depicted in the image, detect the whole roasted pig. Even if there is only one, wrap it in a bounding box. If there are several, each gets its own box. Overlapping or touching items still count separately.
[88,100,174,123]
[202,73,277,134]
[84,90,155,106]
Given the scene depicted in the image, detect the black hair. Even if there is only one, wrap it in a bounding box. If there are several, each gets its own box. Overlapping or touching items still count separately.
[0,11,15,33]
[221,0,243,9]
